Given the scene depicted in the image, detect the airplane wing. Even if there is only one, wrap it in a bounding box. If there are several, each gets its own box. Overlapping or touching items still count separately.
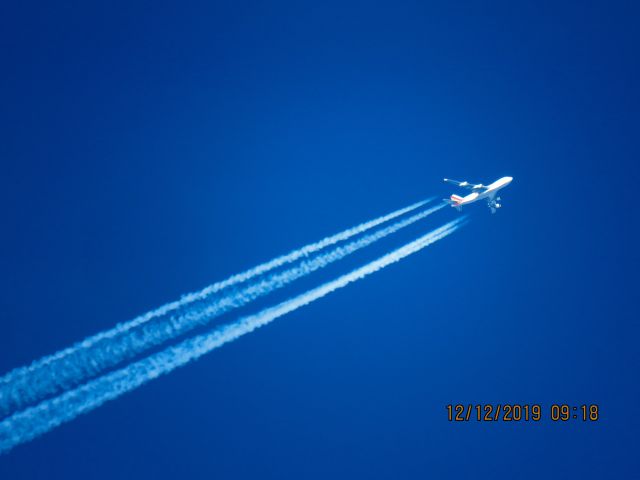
[443,178,486,191]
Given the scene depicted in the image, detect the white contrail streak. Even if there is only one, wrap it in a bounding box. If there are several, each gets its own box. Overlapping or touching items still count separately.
[2,198,429,371]
[0,200,441,417]
[0,217,465,455]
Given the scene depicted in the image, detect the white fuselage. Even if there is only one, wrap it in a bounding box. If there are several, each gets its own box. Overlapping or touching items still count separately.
[457,176,513,205]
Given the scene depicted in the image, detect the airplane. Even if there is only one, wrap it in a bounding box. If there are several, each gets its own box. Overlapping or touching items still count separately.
[444,176,513,213]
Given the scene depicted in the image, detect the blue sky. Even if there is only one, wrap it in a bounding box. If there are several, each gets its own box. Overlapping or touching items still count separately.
[0,1,638,478]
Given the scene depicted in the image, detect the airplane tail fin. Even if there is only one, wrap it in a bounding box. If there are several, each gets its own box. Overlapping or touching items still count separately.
[450,194,464,205]
[443,194,463,211]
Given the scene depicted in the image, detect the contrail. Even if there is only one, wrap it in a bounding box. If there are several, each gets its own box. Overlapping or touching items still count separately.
[0,200,442,417]
[1,198,429,375]
[0,217,465,455]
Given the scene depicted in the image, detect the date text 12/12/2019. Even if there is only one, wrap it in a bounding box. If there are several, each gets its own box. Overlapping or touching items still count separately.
[446,404,599,422]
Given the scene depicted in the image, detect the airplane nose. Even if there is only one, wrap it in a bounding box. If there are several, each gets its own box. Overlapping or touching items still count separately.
[506,176,513,183]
